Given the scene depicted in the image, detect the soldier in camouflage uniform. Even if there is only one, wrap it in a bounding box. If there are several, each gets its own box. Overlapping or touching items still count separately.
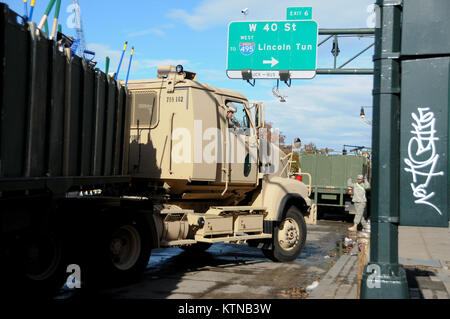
[347,174,370,232]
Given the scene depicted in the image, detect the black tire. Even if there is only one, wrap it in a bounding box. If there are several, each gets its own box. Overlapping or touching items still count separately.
[261,248,274,260]
[180,242,212,253]
[83,212,152,288]
[4,230,69,299]
[262,206,307,262]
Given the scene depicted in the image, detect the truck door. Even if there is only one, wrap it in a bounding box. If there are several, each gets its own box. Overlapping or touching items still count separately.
[223,100,258,184]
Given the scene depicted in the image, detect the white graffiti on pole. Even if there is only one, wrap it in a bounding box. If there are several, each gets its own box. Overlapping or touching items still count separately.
[404,107,444,216]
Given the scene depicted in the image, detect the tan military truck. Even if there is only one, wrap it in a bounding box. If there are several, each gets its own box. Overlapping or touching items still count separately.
[124,65,312,263]
[1,64,312,295]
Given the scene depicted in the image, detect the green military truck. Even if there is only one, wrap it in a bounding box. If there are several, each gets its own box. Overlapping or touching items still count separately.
[297,153,371,218]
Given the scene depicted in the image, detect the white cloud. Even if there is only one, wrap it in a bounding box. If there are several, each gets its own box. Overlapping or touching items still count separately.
[87,43,123,72]
[127,28,165,37]
[86,43,189,79]
[262,76,373,150]
[127,24,174,38]
[139,59,189,68]
[195,68,226,82]
[126,58,190,79]
[88,43,143,78]
[167,0,376,31]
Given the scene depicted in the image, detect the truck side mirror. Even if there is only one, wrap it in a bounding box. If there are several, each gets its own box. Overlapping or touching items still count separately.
[255,102,265,129]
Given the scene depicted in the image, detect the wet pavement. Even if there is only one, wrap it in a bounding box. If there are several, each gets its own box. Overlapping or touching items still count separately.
[57,219,352,299]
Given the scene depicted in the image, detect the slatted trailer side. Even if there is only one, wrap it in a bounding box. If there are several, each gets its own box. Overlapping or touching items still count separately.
[0,3,131,194]
[0,4,152,297]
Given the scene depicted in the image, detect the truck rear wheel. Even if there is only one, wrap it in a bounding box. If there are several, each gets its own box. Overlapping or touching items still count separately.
[110,224,145,272]
[262,206,307,262]
[5,230,68,299]
[109,217,151,280]
[85,213,152,287]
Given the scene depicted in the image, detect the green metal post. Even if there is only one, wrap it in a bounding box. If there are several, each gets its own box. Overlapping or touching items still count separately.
[105,56,110,76]
[316,69,374,75]
[37,0,56,30]
[50,0,61,39]
[360,0,409,299]
[53,0,61,21]
[333,35,338,69]
[43,0,56,15]
[319,28,375,35]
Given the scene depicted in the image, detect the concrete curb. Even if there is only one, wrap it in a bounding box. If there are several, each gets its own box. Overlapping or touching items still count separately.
[307,246,358,299]
[399,258,442,268]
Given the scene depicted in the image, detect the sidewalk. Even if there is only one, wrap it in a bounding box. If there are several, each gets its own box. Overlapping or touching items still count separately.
[308,225,450,299]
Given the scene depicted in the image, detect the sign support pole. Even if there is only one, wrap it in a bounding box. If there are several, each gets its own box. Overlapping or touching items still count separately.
[360,0,408,299]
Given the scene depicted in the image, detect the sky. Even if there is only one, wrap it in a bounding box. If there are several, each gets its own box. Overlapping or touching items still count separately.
[4,0,375,152]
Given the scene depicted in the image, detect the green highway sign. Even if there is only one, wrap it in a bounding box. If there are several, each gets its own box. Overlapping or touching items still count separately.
[287,7,312,20]
[226,20,318,79]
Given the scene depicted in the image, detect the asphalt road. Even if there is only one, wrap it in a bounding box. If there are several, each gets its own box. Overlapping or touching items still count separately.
[57,218,352,299]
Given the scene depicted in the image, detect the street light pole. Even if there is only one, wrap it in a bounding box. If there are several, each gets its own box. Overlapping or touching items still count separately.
[360,0,408,299]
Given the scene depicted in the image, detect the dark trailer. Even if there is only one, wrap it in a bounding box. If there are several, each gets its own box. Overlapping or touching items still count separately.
[0,4,151,297]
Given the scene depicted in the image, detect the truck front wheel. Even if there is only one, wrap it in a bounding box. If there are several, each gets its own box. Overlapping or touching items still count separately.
[262,206,307,262]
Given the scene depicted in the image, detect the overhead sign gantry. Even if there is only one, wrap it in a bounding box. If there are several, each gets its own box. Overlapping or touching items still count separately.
[227,8,375,83]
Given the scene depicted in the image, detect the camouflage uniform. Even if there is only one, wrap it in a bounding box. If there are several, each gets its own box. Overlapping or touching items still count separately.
[348,175,370,228]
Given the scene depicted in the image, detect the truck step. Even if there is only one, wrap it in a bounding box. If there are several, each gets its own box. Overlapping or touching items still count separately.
[195,233,272,244]
[160,239,197,247]
[206,206,267,215]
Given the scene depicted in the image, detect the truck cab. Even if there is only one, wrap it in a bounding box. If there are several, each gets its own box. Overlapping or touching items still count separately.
[127,65,258,194]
